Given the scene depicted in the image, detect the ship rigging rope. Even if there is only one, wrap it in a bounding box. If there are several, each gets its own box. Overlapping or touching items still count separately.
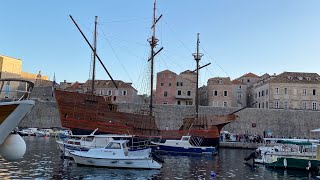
[98,24,134,84]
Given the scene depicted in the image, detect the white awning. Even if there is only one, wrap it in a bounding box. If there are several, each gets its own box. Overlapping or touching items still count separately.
[311,128,320,132]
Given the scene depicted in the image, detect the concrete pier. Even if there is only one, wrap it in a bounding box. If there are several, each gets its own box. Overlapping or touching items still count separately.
[219,142,263,149]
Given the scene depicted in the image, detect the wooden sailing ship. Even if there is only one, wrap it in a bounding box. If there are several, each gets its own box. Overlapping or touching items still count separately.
[54,1,240,147]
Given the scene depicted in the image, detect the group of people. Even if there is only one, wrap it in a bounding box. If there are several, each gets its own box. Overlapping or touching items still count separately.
[220,132,264,143]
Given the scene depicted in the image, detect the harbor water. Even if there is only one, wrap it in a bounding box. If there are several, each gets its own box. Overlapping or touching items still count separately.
[0,136,319,179]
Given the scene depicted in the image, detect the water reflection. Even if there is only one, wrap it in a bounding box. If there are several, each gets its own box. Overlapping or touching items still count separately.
[0,137,319,179]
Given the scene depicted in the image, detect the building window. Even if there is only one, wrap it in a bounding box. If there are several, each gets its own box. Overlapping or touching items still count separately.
[176,82,179,86]
[169,83,171,86]
[303,89,307,96]
[160,83,164,86]
[274,100,279,109]
[239,85,242,89]
[284,88,288,95]
[224,91,228,97]
[307,77,311,81]
[266,101,268,108]
[284,101,288,109]
[186,101,192,105]
[164,91,168,97]
[258,103,260,108]
[266,89,269,95]
[258,92,260,97]
[261,91,264,97]
[223,101,228,107]
[262,103,264,108]
[100,90,103,95]
[313,89,316,96]
[213,91,218,96]
[213,101,218,107]
[187,91,191,96]
[237,93,242,100]
[180,82,183,86]
[177,101,181,105]
[303,101,307,110]
[247,79,250,83]
[275,88,279,94]
[312,102,317,110]
[177,90,182,95]
[219,80,223,84]
[214,90,218,96]
[163,102,168,104]
[122,90,127,96]
[107,90,112,95]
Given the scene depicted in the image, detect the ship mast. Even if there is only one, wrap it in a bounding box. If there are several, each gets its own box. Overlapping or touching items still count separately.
[148,0,163,116]
[91,16,98,93]
[69,15,118,89]
[192,33,204,119]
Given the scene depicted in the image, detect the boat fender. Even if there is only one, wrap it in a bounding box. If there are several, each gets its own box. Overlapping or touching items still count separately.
[283,158,287,168]
[306,161,312,170]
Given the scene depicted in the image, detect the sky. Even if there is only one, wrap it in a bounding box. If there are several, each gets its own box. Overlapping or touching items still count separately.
[1,1,320,94]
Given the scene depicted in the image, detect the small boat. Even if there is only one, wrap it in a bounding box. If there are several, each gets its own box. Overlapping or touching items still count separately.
[17,128,38,136]
[0,78,35,161]
[70,140,162,169]
[56,132,133,157]
[263,141,320,171]
[151,136,216,154]
[245,138,319,164]
[35,129,53,137]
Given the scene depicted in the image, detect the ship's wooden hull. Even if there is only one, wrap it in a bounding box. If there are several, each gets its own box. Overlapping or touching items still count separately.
[54,90,236,147]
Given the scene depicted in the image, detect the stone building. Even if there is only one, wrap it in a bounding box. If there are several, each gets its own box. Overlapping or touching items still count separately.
[155,70,177,105]
[231,80,247,108]
[0,54,49,81]
[207,77,233,107]
[235,72,260,106]
[155,70,196,105]
[83,80,139,103]
[253,72,320,111]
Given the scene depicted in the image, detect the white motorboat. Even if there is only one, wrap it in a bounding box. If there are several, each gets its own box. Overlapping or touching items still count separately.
[70,140,162,169]
[152,136,216,154]
[56,131,133,157]
[17,128,38,136]
[35,129,53,137]
[244,138,318,164]
[0,78,35,161]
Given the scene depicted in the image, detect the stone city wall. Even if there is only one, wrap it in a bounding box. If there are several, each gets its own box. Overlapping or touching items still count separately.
[19,100,320,139]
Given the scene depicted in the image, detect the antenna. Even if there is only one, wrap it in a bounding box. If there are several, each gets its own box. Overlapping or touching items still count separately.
[147,0,163,116]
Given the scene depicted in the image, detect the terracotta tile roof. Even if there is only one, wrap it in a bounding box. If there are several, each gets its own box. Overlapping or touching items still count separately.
[84,80,137,90]
[157,70,177,75]
[240,72,259,78]
[208,77,232,85]
[270,72,320,84]
[180,70,196,75]
[231,79,246,85]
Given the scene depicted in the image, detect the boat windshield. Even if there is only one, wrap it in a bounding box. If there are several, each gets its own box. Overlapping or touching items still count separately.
[105,142,121,149]
[181,136,190,141]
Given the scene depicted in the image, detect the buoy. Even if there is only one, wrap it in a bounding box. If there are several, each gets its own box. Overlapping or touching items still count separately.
[283,158,287,168]
[306,161,312,170]
[0,134,26,161]
[210,170,216,177]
